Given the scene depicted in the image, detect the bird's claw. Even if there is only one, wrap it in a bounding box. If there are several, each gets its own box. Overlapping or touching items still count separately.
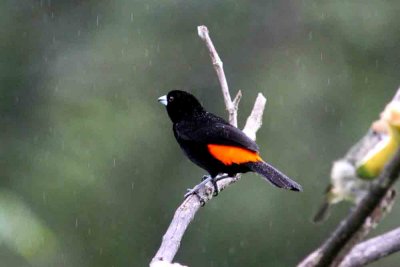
[201,175,211,181]
[184,188,206,206]
[184,187,198,199]
[183,175,220,206]
[211,180,219,196]
[202,175,219,196]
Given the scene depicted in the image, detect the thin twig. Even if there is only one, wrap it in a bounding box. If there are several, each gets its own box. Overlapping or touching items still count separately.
[243,93,267,141]
[339,226,400,267]
[198,25,240,127]
[150,26,267,266]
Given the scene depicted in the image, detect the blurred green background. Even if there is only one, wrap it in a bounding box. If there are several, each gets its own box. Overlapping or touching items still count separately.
[1,1,400,266]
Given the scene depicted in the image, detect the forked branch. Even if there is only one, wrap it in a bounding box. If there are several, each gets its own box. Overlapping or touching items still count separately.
[150,26,266,266]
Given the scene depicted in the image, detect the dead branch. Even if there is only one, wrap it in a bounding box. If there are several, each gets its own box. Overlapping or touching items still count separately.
[197,25,241,127]
[150,26,266,266]
[339,226,400,267]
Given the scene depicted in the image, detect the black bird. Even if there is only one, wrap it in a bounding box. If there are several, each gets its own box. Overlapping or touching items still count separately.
[158,90,302,198]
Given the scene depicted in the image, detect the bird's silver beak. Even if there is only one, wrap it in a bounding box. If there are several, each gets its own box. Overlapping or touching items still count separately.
[158,95,168,106]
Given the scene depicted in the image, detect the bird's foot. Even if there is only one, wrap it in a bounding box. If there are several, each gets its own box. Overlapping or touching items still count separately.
[184,174,225,204]
[204,175,220,196]
[214,173,230,183]
[184,189,206,206]
[210,174,231,196]
[184,176,213,206]
[201,175,211,182]
[211,179,219,196]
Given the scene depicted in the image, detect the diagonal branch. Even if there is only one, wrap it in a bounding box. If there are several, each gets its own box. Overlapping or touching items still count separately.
[339,226,400,267]
[298,149,400,267]
[298,88,400,267]
[150,26,266,266]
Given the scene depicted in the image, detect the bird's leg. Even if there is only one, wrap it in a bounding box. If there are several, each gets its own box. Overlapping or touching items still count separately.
[214,173,230,183]
[184,176,213,206]
[184,174,230,203]
[201,175,210,181]
[199,174,220,196]
[211,174,230,196]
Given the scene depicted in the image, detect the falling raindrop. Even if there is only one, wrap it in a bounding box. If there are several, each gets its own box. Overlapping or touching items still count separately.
[113,158,116,167]
[130,12,134,22]
[96,15,99,27]
[308,31,313,40]
[75,218,79,228]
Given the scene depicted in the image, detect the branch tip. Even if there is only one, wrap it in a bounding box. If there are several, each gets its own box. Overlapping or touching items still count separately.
[233,90,242,109]
[197,25,208,40]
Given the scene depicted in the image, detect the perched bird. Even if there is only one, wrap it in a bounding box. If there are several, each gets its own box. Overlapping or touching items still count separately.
[313,102,400,223]
[158,90,302,198]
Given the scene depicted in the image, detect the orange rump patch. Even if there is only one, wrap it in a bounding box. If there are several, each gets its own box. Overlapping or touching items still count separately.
[207,144,262,165]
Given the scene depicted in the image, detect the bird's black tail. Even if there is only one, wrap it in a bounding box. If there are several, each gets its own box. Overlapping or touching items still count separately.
[246,161,302,192]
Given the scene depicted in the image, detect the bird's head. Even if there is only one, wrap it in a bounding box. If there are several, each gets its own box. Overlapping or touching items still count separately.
[158,90,204,123]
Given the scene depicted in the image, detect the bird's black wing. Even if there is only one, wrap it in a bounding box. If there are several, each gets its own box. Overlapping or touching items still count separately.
[174,116,259,152]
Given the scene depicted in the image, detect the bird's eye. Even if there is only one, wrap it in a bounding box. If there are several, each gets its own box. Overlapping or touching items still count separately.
[169,96,174,102]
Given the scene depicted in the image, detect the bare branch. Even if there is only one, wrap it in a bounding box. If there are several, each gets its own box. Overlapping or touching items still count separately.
[233,90,242,112]
[150,26,267,267]
[151,261,187,267]
[330,188,396,266]
[243,93,267,141]
[298,147,400,267]
[299,189,396,267]
[339,227,400,267]
[197,25,238,127]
